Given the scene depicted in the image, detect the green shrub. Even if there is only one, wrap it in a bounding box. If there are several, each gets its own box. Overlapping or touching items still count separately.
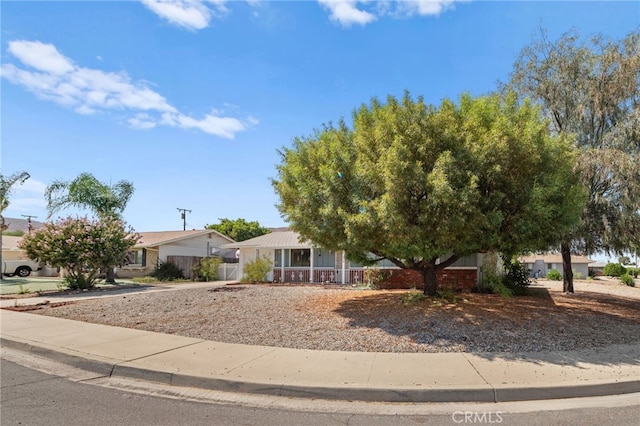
[132,276,157,283]
[242,255,272,283]
[546,269,562,281]
[502,258,530,295]
[362,267,391,290]
[627,267,639,278]
[603,263,627,277]
[488,281,514,298]
[401,290,426,306]
[152,261,184,281]
[574,271,583,280]
[435,287,460,303]
[193,257,221,282]
[64,274,95,290]
[620,273,635,287]
[479,252,502,291]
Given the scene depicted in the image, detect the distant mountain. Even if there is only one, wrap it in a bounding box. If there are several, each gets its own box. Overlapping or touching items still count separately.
[2,217,45,233]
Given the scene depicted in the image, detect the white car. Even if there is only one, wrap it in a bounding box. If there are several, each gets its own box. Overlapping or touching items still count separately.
[2,260,41,277]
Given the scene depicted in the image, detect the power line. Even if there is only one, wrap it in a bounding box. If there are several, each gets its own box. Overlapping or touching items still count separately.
[176,208,191,231]
[21,214,38,234]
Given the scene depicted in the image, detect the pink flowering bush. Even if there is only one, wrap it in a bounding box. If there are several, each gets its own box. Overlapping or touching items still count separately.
[20,216,140,289]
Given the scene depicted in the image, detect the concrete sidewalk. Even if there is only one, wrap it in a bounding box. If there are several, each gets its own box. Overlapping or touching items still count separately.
[0,281,231,309]
[1,309,639,403]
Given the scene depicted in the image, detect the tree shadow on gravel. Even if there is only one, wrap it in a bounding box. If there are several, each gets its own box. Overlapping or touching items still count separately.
[331,287,640,367]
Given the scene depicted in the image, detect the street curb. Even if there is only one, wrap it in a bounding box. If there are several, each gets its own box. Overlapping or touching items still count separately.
[1,337,115,377]
[3,336,640,403]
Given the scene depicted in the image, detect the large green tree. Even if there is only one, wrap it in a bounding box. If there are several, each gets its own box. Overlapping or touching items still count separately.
[45,173,135,283]
[273,93,584,295]
[0,171,30,281]
[205,218,270,242]
[507,29,640,292]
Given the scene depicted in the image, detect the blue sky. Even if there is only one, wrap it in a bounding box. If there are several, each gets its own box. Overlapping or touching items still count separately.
[2,1,639,235]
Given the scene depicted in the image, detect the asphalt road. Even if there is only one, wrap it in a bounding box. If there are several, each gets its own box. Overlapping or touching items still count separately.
[2,357,639,426]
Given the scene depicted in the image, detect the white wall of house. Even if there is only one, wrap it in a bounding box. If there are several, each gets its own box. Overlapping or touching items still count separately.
[158,234,232,263]
[524,260,589,279]
[238,247,276,281]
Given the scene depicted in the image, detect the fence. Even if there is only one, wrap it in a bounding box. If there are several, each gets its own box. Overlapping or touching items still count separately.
[166,255,201,279]
[218,263,239,281]
[166,256,238,281]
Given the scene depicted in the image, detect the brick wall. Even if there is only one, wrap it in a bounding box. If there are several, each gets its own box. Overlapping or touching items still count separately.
[379,268,477,292]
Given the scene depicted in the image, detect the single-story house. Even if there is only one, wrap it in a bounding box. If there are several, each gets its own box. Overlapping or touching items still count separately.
[220,230,482,290]
[587,261,607,277]
[1,235,57,276]
[519,253,594,279]
[118,230,236,278]
[1,235,27,262]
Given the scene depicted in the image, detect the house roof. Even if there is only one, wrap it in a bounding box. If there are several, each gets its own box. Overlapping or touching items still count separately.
[519,253,594,264]
[220,231,310,249]
[1,235,24,251]
[135,229,235,248]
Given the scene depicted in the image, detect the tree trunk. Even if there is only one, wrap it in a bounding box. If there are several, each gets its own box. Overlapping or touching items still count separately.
[105,267,116,284]
[561,242,574,293]
[422,266,437,296]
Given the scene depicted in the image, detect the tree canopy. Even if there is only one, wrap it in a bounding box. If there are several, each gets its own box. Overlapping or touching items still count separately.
[506,28,640,292]
[273,92,584,295]
[20,216,139,289]
[45,172,135,283]
[45,172,134,220]
[205,217,270,242]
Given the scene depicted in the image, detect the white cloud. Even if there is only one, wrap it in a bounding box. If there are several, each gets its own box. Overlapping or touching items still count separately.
[318,0,467,27]
[7,179,48,213]
[1,40,253,139]
[128,113,157,129]
[396,0,459,16]
[7,40,74,74]
[161,111,257,139]
[141,0,230,31]
[318,1,376,26]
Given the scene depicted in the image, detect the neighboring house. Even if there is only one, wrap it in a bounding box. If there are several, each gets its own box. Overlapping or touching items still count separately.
[588,261,607,277]
[220,230,482,290]
[1,236,28,262]
[1,235,56,276]
[118,230,236,278]
[519,253,594,279]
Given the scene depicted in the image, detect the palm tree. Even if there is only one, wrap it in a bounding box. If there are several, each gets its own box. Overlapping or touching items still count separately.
[1,171,31,281]
[45,173,135,283]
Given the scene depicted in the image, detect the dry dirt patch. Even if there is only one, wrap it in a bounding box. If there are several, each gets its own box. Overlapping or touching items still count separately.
[27,281,640,353]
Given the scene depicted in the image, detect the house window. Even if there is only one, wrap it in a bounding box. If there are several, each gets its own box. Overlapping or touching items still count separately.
[125,249,146,266]
[291,249,310,267]
[274,249,291,267]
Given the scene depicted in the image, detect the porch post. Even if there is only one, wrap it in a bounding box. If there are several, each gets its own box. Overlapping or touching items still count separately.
[280,249,285,283]
[341,250,346,284]
[310,247,314,283]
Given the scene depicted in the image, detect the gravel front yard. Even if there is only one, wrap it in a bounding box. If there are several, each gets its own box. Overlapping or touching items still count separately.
[30,279,640,354]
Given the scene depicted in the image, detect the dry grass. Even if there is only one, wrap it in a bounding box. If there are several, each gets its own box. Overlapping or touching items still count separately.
[27,279,640,353]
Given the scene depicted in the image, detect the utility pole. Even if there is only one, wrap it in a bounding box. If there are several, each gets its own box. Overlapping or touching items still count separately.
[177,208,191,231]
[21,214,38,234]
